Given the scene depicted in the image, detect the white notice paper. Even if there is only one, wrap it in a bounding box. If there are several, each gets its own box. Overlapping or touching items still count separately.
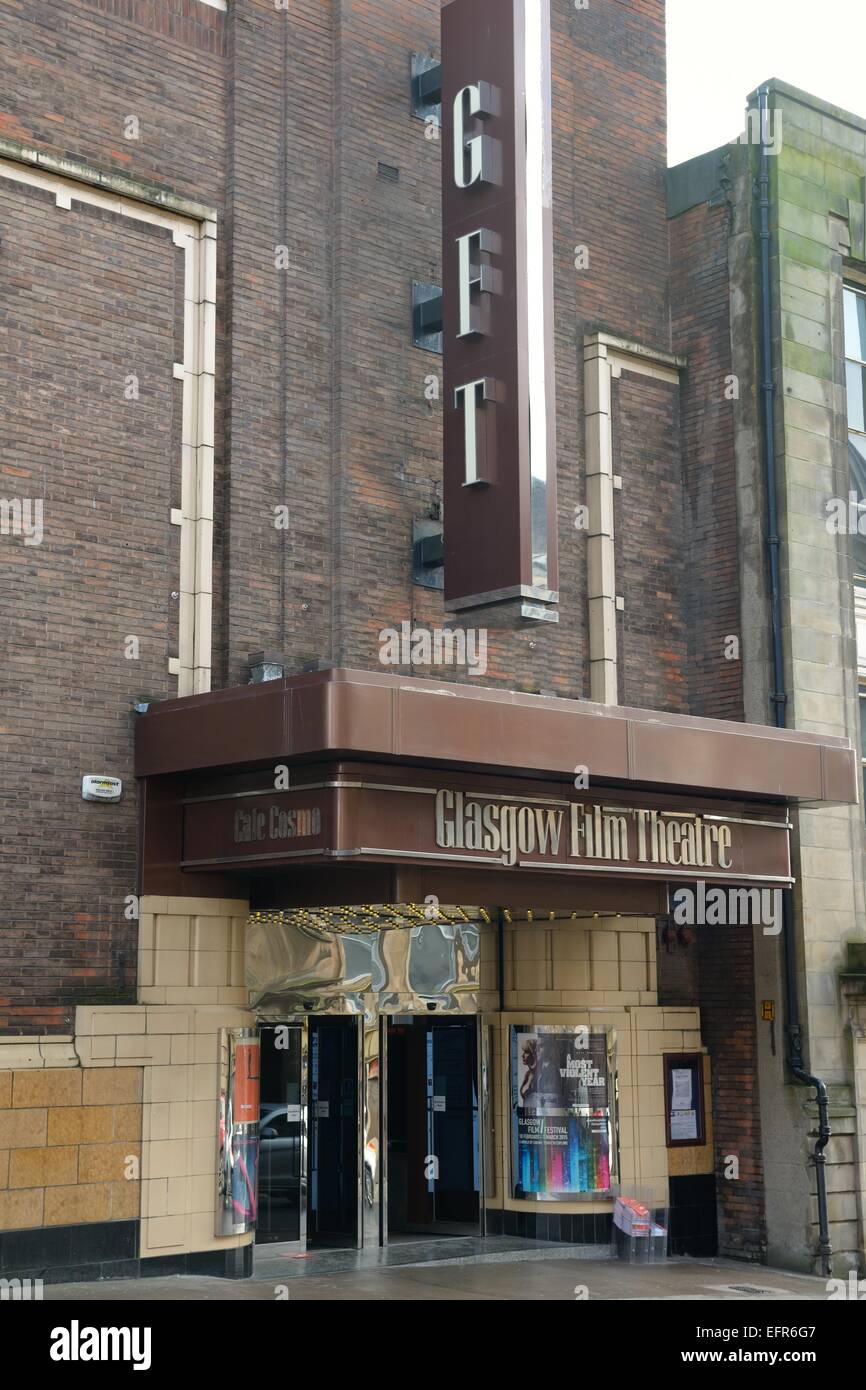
[671,1068,693,1110]
[670,1109,698,1141]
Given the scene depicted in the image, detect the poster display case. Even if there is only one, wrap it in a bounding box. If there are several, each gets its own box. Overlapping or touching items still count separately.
[509,1025,618,1200]
[216,1028,262,1236]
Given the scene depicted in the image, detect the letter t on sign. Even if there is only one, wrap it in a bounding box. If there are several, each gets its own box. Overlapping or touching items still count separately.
[455,378,494,486]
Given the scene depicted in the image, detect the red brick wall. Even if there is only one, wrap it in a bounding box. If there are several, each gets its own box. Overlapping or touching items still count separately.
[669,195,745,722]
[221,0,672,700]
[613,371,688,713]
[0,0,227,1032]
[0,0,226,201]
[656,930,701,1008]
[0,0,675,710]
[0,0,754,1032]
[229,0,674,700]
[0,184,185,1031]
[648,170,763,1254]
[697,925,767,1261]
[659,913,767,1260]
[563,0,670,347]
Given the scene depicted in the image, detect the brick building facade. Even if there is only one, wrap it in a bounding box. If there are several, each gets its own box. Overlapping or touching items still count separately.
[0,0,860,1282]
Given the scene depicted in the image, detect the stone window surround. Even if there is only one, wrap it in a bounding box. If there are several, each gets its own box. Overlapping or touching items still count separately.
[0,140,217,698]
[583,332,686,706]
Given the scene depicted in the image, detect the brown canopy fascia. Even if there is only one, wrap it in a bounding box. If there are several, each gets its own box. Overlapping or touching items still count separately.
[134,666,857,807]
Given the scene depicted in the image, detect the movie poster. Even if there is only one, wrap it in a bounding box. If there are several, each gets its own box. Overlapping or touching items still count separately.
[229,1132,259,1227]
[510,1027,614,1197]
[216,1028,261,1236]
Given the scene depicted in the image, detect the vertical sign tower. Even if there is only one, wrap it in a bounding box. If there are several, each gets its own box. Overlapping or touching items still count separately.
[442,0,559,621]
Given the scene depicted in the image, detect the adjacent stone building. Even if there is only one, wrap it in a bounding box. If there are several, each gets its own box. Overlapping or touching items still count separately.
[669,78,866,1273]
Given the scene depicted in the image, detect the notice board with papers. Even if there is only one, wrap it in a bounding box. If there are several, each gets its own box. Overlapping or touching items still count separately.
[663,1052,706,1148]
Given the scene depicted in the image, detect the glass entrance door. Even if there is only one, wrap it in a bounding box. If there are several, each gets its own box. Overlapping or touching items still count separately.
[257,1023,305,1245]
[257,1013,481,1250]
[308,1016,360,1248]
[385,1015,480,1238]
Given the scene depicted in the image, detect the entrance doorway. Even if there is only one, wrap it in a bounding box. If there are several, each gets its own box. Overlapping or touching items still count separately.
[256,1013,481,1250]
[308,1016,359,1248]
[257,1017,360,1249]
[257,1023,304,1245]
[385,1015,480,1238]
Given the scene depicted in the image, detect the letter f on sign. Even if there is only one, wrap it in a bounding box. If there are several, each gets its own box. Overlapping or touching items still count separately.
[456,229,495,338]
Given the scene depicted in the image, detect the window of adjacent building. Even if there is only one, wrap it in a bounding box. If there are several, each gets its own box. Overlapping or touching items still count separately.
[844,284,866,581]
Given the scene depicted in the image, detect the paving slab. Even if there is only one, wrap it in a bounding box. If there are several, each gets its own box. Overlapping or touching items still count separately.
[40,1238,835,1302]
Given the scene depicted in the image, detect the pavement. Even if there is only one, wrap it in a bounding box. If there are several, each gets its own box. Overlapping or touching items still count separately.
[41,1236,838,1301]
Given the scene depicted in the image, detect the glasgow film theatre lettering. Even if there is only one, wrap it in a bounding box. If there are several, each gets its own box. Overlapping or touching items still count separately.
[434,790,735,871]
[181,778,787,882]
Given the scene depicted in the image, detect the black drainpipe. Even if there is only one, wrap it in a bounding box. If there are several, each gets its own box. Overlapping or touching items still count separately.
[757,84,833,1278]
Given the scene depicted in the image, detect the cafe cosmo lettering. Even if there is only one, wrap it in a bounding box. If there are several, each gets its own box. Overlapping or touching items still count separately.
[233,805,321,845]
[435,790,737,871]
[442,0,559,619]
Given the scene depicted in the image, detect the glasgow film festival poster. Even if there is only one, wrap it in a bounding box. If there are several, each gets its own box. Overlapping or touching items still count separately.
[510,1027,614,1198]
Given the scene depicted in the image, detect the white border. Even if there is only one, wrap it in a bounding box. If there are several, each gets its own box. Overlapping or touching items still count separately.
[584,334,683,706]
[0,155,216,697]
